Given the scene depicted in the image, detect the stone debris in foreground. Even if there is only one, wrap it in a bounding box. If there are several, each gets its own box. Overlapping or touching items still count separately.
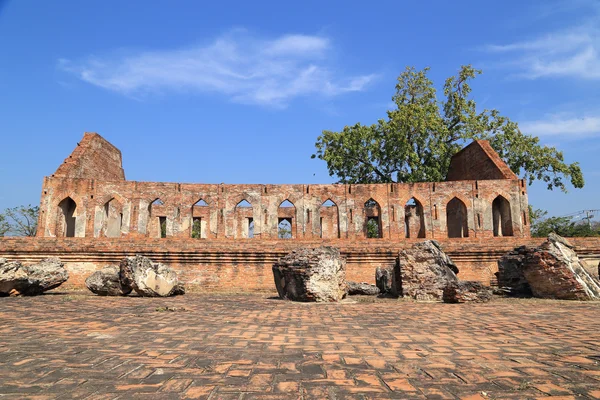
[375,266,396,296]
[443,281,493,303]
[85,266,132,296]
[0,257,68,296]
[272,246,347,302]
[398,240,459,301]
[347,281,380,296]
[522,233,600,300]
[497,246,533,296]
[119,255,185,297]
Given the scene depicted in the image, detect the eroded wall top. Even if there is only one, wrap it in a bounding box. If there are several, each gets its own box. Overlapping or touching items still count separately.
[53,132,125,181]
[446,140,517,181]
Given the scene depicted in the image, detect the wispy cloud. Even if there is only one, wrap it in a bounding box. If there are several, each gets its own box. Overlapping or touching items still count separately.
[481,25,600,80]
[58,30,377,107]
[520,113,600,138]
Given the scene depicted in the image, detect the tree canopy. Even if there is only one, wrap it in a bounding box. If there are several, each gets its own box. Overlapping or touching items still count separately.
[0,205,39,237]
[312,66,584,192]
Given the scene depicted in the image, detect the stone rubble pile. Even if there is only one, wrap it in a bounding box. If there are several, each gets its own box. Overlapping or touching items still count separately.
[86,255,184,297]
[0,257,68,296]
[273,246,347,302]
[498,233,600,300]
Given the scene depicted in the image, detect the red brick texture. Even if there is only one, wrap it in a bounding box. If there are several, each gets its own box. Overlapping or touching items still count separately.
[5,132,576,291]
[446,140,517,181]
[1,237,599,291]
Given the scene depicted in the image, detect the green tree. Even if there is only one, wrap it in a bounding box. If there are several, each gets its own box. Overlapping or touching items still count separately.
[366,218,380,238]
[0,214,9,237]
[191,219,202,239]
[0,205,39,237]
[313,66,584,192]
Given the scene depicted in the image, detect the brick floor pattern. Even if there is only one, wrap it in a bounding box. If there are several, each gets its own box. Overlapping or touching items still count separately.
[0,294,599,399]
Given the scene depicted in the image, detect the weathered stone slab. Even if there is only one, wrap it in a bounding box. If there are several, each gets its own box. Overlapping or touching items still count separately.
[497,246,532,297]
[272,247,347,302]
[347,281,380,296]
[443,281,492,303]
[120,255,184,297]
[521,233,600,300]
[86,266,132,296]
[375,266,396,296]
[398,241,458,301]
[0,257,68,296]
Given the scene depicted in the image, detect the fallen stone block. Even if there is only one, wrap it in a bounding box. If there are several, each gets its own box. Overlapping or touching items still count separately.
[443,281,492,303]
[521,233,600,300]
[497,246,533,297]
[120,255,184,297]
[347,281,380,296]
[272,246,347,302]
[398,240,458,301]
[0,257,68,296]
[86,266,132,296]
[375,266,396,296]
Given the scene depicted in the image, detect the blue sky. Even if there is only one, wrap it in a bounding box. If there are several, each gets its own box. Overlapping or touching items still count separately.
[1,0,599,219]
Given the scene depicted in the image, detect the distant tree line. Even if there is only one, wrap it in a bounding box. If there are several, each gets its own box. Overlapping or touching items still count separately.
[529,206,600,237]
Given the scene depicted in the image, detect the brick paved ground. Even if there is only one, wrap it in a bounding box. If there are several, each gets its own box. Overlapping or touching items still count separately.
[0,293,599,399]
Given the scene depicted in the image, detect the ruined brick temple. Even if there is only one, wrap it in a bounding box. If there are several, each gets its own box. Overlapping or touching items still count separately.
[2,133,599,290]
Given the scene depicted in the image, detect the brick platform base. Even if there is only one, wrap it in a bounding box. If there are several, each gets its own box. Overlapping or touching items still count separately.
[1,237,599,291]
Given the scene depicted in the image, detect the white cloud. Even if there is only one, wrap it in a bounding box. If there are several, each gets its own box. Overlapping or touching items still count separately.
[58,30,376,107]
[520,114,600,138]
[481,26,600,80]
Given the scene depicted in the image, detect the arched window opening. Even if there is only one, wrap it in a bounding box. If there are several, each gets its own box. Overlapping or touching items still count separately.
[319,199,340,239]
[102,198,122,238]
[279,200,294,208]
[278,218,292,239]
[248,218,255,238]
[404,197,425,238]
[364,198,381,238]
[148,198,167,238]
[159,217,167,238]
[447,197,469,238]
[278,200,295,239]
[194,199,208,207]
[57,197,77,237]
[492,196,513,237]
[191,198,210,239]
[235,199,254,238]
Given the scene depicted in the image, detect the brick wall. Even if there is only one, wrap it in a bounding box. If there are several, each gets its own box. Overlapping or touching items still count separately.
[2,237,599,292]
[37,178,530,240]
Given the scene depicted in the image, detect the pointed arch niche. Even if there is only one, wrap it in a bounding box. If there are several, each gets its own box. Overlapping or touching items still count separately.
[57,197,78,237]
[446,197,469,238]
[235,199,254,238]
[319,199,340,239]
[148,198,167,238]
[101,197,123,238]
[278,199,295,239]
[404,197,425,238]
[191,198,210,239]
[492,195,513,237]
[364,198,382,238]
